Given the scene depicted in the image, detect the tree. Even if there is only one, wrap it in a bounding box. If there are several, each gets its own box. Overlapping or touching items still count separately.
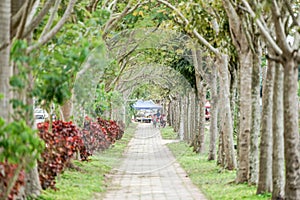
[0,0,12,122]
[222,0,253,182]
[272,62,285,199]
[249,25,262,185]
[4,1,79,198]
[0,0,12,195]
[257,56,275,194]
[242,1,300,198]
[157,0,236,170]
[192,46,207,153]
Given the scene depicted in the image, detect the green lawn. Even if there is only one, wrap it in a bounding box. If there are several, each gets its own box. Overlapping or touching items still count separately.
[161,126,270,200]
[37,124,136,200]
[160,126,179,140]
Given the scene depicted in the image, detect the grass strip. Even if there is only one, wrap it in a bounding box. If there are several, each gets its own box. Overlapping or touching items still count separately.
[37,123,136,200]
[163,127,270,200]
[160,126,179,140]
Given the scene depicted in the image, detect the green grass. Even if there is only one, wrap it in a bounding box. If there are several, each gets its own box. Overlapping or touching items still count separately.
[37,124,136,200]
[160,126,179,140]
[167,141,271,200]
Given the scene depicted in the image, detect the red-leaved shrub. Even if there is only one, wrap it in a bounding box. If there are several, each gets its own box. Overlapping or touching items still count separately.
[0,162,25,200]
[79,121,110,161]
[37,118,124,189]
[97,118,124,144]
[37,121,83,189]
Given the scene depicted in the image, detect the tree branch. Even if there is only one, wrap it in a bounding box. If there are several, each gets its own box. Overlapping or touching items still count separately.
[22,0,55,39]
[26,0,41,27]
[241,0,282,55]
[26,0,77,53]
[102,0,147,40]
[11,4,26,34]
[271,0,291,54]
[40,0,62,38]
[87,0,100,12]
[283,0,300,27]
[157,0,220,55]
[15,0,34,39]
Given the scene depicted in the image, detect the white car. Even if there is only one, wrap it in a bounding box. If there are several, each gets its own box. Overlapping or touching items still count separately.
[34,108,49,125]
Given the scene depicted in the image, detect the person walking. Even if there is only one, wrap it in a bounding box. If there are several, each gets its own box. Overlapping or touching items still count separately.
[152,114,157,128]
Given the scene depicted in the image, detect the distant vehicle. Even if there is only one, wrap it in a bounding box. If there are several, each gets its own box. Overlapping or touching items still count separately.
[34,108,49,125]
[135,110,155,123]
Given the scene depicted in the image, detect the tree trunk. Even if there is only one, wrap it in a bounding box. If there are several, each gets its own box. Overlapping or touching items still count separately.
[188,92,196,142]
[192,46,206,153]
[184,96,189,141]
[168,101,172,127]
[174,99,180,133]
[0,0,11,197]
[272,63,285,199]
[249,39,261,185]
[0,0,12,121]
[236,50,252,183]
[24,81,42,199]
[198,86,206,153]
[257,59,275,194]
[192,95,200,148]
[24,162,42,198]
[217,54,236,170]
[190,92,196,142]
[222,0,253,181]
[208,65,218,160]
[217,128,224,166]
[192,83,206,153]
[61,98,73,121]
[283,58,300,199]
[179,97,184,140]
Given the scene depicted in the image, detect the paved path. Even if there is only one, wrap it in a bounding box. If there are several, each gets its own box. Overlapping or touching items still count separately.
[101,123,207,200]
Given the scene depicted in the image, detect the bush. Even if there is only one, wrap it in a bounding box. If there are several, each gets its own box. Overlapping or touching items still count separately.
[37,121,83,189]
[37,118,125,189]
[0,162,25,200]
[97,117,124,144]
[80,121,110,161]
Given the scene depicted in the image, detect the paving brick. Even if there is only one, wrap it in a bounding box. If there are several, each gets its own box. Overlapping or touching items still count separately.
[101,123,207,200]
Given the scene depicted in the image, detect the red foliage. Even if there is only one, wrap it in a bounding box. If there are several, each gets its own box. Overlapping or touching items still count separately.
[37,118,124,189]
[97,118,124,144]
[0,162,25,200]
[37,121,84,189]
[79,121,110,161]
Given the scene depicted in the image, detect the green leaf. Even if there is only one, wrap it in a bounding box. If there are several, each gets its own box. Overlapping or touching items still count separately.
[10,75,25,89]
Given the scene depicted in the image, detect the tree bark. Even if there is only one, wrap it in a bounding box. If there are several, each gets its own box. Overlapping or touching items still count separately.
[217,128,224,166]
[249,38,261,185]
[222,0,253,179]
[217,54,236,170]
[283,58,300,199]
[0,0,12,121]
[198,86,206,153]
[272,63,285,200]
[0,0,11,197]
[179,97,184,140]
[174,99,180,133]
[192,46,206,153]
[61,98,73,121]
[184,96,189,140]
[208,65,218,160]
[236,50,252,183]
[257,59,275,194]
[24,162,42,198]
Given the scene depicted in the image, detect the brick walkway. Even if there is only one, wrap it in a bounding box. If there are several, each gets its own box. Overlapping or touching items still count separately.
[101,123,207,200]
